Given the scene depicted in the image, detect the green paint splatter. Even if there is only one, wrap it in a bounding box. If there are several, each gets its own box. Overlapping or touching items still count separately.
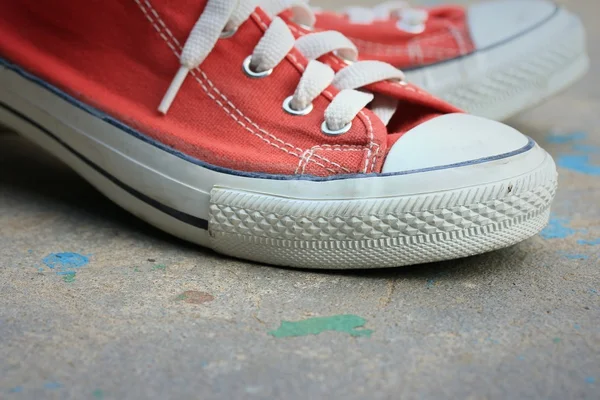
[133,267,141,272]
[553,337,562,344]
[62,272,76,283]
[152,264,166,271]
[268,314,373,338]
[92,389,104,399]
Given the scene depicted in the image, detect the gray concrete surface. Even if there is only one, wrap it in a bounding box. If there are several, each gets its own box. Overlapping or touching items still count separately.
[1,0,599,399]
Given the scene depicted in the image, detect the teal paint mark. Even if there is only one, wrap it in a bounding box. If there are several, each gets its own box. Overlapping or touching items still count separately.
[43,253,89,269]
[578,238,600,246]
[517,355,526,361]
[558,251,589,260]
[556,154,600,176]
[589,289,598,295]
[574,324,581,330]
[540,216,579,239]
[92,389,104,399]
[43,382,63,390]
[62,272,76,283]
[42,252,89,282]
[553,338,562,344]
[546,132,587,144]
[426,279,435,288]
[27,249,33,254]
[586,377,596,384]
[9,386,23,393]
[269,315,373,338]
[152,264,166,271]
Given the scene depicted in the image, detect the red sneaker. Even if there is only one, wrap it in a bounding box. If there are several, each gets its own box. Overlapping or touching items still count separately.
[0,0,557,269]
[311,0,589,120]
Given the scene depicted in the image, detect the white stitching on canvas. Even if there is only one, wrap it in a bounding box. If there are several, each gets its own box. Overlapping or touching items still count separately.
[144,0,183,47]
[134,0,364,174]
[359,110,376,173]
[369,143,380,173]
[445,21,468,56]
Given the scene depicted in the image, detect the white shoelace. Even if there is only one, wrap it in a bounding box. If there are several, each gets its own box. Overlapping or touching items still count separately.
[344,1,429,33]
[159,0,409,133]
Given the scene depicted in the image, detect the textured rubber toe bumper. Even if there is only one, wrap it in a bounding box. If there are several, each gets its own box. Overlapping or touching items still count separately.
[208,151,557,269]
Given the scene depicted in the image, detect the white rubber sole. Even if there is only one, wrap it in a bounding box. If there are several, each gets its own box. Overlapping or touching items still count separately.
[0,60,557,269]
[405,7,589,121]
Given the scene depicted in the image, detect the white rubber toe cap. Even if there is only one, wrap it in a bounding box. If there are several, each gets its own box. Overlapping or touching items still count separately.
[468,0,557,50]
[382,113,530,173]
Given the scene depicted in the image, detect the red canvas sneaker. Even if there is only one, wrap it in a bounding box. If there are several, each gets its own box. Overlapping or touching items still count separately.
[0,0,557,269]
[311,0,589,120]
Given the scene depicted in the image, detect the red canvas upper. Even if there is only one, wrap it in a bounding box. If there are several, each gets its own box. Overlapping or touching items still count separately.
[313,5,476,69]
[0,0,461,177]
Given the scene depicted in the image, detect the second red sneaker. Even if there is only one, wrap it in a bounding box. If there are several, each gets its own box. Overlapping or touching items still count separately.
[312,0,589,120]
[0,0,557,269]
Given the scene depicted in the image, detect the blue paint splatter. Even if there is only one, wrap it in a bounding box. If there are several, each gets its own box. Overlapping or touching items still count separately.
[546,132,587,144]
[572,144,600,153]
[577,238,600,246]
[42,253,89,282]
[42,253,89,269]
[585,377,596,384]
[540,217,579,239]
[547,131,600,175]
[574,324,581,330]
[557,251,589,260]
[589,289,598,295]
[43,382,63,390]
[27,249,33,254]
[9,386,23,393]
[556,155,600,176]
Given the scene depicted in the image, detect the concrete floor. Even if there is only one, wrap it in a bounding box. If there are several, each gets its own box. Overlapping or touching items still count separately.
[1,0,599,399]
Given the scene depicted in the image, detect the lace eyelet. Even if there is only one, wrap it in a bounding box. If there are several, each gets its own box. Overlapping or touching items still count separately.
[321,121,352,136]
[242,56,273,79]
[396,21,426,34]
[282,96,313,116]
[220,26,238,39]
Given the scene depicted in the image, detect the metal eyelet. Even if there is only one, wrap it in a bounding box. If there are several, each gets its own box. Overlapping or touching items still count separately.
[242,56,273,79]
[396,21,426,34]
[220,26,238,39]
[282,96,313,116]
[321,121,352,136]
